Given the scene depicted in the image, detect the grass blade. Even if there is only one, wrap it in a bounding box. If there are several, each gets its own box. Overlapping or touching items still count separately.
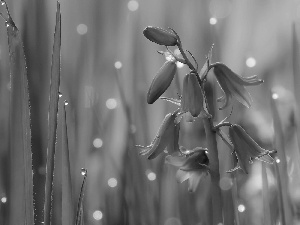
[43,2,61,224]
[4,2,34,224]
[62,101,75,225]
[75,169,88,225]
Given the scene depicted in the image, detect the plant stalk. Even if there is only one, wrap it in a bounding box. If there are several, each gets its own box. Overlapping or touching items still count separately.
[203,117,223,225]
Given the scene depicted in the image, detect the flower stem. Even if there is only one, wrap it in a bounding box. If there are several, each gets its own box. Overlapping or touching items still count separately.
[203,117,223,225]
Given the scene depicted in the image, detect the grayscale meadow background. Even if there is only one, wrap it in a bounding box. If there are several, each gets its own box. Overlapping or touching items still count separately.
[0,0,300,225]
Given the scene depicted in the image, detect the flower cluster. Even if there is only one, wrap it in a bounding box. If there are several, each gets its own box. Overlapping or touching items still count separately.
[138,26,276,192]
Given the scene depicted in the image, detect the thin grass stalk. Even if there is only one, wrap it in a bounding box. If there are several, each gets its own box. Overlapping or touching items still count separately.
[75,169,88,225]
[271,94,292,225]
[4,2,34,224]
[43,2,61,224]
[261,163,272,225]
[61,101,75,225]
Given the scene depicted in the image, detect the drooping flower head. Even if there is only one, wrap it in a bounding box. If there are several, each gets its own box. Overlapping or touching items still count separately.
[229,124,275,174]
[147,59,177,104]
[165,148,209,192]
[137,110,180,159]
[213,63,263,110]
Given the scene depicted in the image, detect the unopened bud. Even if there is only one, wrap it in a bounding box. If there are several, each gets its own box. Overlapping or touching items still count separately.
[143,26,178,46]
[147,60,177,104]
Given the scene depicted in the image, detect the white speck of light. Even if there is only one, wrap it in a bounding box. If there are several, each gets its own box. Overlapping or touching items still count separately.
[114,61,122,69]
[106,98,117,109]
[1,197,7,203]
[272,93,279,100]
[238,204,246,212]
[93,210,103,220]
[64,101,69,106]
[128,0,139,11]
[76,24,88,35]
[210,17,217,25]
[81,168,87,176]
[93,138,103,148]
[108,178,118,188]
[176,61,184,68]
[246,57,256,68]
[1,1,5,6]
[147,172,156,181]
[276,158,280,163]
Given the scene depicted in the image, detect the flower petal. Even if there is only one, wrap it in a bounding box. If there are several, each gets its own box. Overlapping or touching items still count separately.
[188,171,205,192]
[176,170,190,183]
[165,154,187,167]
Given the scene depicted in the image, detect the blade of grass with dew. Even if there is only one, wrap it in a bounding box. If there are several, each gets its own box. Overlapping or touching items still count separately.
[3,1,34,224]
[75,169,87,225]
[62,101,75,225]
[43,2,61,225]
[271,94,293,225]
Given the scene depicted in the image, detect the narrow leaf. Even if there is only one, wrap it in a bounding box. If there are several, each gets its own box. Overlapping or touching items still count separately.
[75,169,88,225]
[44,2,61,225]
[62,102,75,225]
[5,1,34,224]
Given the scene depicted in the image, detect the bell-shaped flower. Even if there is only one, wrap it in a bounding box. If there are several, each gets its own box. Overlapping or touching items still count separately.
[137,110,180,159]
[229,124,275,174]
[165,148,209,192]
[213,63,263,110]
[181,73,204,117]
[143,26,178,46]
[147,59,177,104]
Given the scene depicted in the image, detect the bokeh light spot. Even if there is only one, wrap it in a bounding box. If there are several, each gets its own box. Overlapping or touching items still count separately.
[246,57,256,68]
[93,138,103,148]
[276,158,280,163]
[106,98,117,109]
[108,178,118,188]
[238,204,246,212]
[76,24,88,35]
[114,61,122,69]
[93,210,103,220]
[1,197,7,203]
[146,170,156,181]
[219,177,233,191]
[210,17,217,25]
[128,0,139,11]
[272,93,279,100]
[164,217,181,225]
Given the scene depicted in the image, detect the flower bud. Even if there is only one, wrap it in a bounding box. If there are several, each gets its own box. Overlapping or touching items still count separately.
[181,73,203,117]
[143,26,178,46]
[147,60,177,104]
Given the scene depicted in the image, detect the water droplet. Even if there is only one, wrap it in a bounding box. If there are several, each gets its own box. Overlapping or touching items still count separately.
[272,93,279,100]
[1,1,5,6]
[210,17,217,25]
[64,100,69,106]
[246,57,256,68]
[108,178,117,188]
[238,204,246,212]
[81,168,87,176]
[1,196,7,203]
[93,210,103,220]
[106,98,117,109]
[58,92,62,98]
[276,158,280,163]
[114,61,122,69]
[93,138,103,148]
[128,0,139,11]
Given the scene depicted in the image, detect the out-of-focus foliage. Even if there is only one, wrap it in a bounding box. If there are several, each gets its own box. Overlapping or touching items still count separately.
[1,0,300,225]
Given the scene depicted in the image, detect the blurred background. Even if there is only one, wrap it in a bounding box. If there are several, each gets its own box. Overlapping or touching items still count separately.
[1,0,300,224]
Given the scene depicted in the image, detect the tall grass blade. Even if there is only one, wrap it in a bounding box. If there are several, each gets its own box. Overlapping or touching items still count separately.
[261,163,272,225]
[61,101,74,225]
[43,2,61,225]
[4,2,34,224]
[271,94,292,225]
[75,169,88,225]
